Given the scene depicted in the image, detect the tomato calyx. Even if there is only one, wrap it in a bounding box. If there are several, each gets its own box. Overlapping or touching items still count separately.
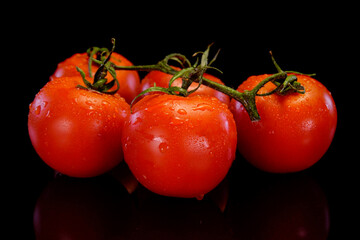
[129,43,222,107]
[76,39,120,95]
[86,46,110,78]
[256,52,312,96]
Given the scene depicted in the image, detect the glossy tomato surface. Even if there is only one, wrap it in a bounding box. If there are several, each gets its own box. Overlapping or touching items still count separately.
[230,74,337,173]
[122,94,237,198]
[28,77,130,177]
[140,69,230,105]
[52,52,140,104]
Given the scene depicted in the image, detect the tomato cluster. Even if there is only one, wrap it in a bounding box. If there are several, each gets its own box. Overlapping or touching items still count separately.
[28,43,337,199]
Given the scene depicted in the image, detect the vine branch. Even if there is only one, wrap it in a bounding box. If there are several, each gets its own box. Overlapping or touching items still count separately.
[85,39,308,121]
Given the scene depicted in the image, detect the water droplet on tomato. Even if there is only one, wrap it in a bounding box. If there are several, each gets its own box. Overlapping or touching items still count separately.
[192,103,214,111]
[159,142,170,153]
[177,109,187,115]
[35,105,41,115]
[196,194,204,200]
[85,100,95,110]
[169,116,184,126]
[102,100,108,105]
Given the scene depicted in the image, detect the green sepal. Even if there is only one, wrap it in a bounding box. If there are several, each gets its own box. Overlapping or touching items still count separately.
[92,78,107,90]
[76,67,93,88]
[102,80,115,92]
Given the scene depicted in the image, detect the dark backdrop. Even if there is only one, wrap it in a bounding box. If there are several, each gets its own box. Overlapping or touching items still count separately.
[9,3,358,239]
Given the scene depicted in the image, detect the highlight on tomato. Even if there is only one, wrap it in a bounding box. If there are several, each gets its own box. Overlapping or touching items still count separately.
[28,48,130,178]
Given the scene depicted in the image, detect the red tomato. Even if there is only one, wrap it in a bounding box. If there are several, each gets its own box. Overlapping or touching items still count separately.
[28,77,130,177]
[230,74,337,173]
[52,52,140,104]
[140,69,230,105]
[121,94,237,198]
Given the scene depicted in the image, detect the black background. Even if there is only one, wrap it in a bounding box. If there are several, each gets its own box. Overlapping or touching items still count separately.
[8,3,358,239]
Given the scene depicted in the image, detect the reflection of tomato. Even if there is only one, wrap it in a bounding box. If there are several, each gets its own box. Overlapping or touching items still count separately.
[140,69,230,105]
[52,52,140,104]
[230,74,337,173]
[122,94,237,198]
[33,176,133,240]
[131,189,233,240]
[28,77,130,177]
[226,174,330,239]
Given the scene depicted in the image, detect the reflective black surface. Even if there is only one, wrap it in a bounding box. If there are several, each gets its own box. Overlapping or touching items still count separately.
[14,148,355,239]
[12,6,357,239]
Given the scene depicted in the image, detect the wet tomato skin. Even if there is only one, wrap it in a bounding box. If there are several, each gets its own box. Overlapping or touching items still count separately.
[52,52,140,104]
[230,74,337,173]
[28,77,130,178]
[122,94,237,198]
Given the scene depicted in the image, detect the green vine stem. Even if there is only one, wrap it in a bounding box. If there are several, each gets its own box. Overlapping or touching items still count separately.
[87,39,307,121]
[113,63,290,121]
[111,55,289,120]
